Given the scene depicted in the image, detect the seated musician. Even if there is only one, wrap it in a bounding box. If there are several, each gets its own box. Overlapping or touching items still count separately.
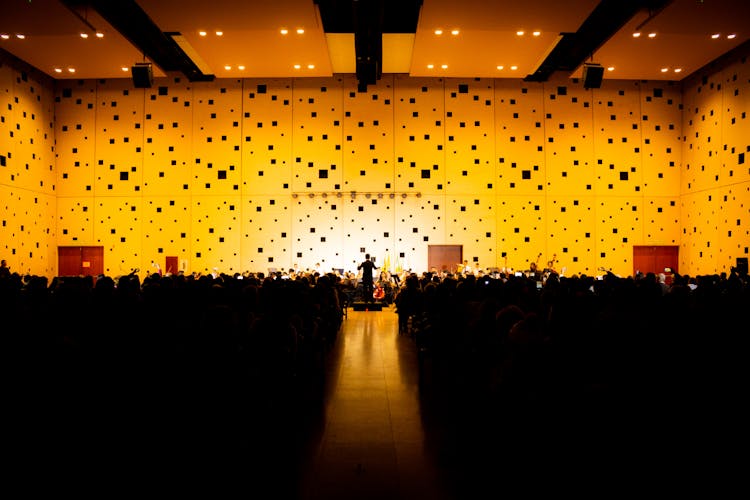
[460,259,474,276]
[529,261,542,280]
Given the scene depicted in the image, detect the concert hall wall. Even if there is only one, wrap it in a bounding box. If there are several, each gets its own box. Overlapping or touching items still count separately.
[0,50,747,279]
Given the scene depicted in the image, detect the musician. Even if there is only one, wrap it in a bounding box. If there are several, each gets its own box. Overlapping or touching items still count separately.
[529,261,542,281]
[460,259,474,276]
[357,254,379,304]
[376,270,398,303]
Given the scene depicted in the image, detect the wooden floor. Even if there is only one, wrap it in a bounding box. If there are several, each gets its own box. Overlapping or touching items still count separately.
[297,304,453,500]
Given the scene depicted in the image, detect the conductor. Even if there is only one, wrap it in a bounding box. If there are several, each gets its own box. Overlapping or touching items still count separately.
[357,253,379,303]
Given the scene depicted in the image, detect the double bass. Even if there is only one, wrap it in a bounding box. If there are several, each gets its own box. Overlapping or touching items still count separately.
[545,253,558,274]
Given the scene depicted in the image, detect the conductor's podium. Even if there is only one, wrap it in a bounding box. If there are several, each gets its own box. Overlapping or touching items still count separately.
[351,301,384,311]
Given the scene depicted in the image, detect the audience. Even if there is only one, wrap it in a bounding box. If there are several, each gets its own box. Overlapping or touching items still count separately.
[2,264,747,486]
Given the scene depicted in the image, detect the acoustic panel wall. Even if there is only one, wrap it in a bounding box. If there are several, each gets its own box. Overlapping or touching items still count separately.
[446,194,497,270]
[291,78,345,194]
[93,80,146,197]
[394,194,446,273]
[94,196,144,276]
[242,79,294,196]
[2,46,748,279]
[592,80,642,196]
[543,77,596,197]
[444,79,496,195]
[495,195,547,272]
[545,196,597,274]
[594,196,644,273]
[190,195,242,274]
[494,80,546,197]
[394,75,446,195]
[56,196,95,247]
[191,79,243,197]
[141,195,192,274]
[340,194,395,271]
[680,52,749,274]
[292,195,347,272]
[0,63,57,275]
[639,81,682,197]
[55,79,97,197]
[342,75,396,193]
[242,195,293,271]
[0,66,12,188]
[142,78,194,197]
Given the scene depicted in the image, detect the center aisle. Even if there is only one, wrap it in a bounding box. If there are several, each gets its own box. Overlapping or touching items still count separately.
[298,305,453,500]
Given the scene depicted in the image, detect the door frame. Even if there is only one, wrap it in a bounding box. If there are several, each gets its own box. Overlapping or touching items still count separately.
[58,246,104,277]
[633,245,679,281]
[428,244,463,274]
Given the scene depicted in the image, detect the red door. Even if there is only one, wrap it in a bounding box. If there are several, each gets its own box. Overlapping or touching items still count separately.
[58,246,104,277]
[165,256,179,275]
[633,246,678,281]
[428,245,463,273]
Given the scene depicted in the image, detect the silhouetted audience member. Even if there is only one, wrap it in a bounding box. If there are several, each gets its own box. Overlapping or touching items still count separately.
[394,273,423,335]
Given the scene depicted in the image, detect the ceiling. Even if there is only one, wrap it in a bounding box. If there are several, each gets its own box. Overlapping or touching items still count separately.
[1,0,748,88]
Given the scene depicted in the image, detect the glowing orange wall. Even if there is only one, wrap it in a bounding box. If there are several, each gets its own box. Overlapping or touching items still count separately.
[1,51,747,279]
[679,55,750,275]
[0,67,57,276]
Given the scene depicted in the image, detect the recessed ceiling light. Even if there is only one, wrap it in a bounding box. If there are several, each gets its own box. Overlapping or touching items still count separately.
[215,31,223,36]
[224,65,231,70]
[532,31,541,36]
[80,33,88,39]
[121,67,129,72]
[632,32,641,38]
[307,64,315,69]
[16,34,25,39]
[607,66,615,71]
[238,65,245,70]
[296,28,305,34]
[727,33,736,39]
[496,65,504,70]
[198,31,207,37]
[427,64,434,69]
[1,34,9,40]
[510,65,518,70]
[280,28,288,35]
[516,30,524,36]
[54,68,62,73]
[451,29,459,35]
[95,32,104,38]
[661,67,669,73]
[434,29,443,35]
[441,64,448,69]
[674,68,682,73]
[648,32,656,38]
[67,68,75,73]
[711,33,720,39]
[293,64,301,69]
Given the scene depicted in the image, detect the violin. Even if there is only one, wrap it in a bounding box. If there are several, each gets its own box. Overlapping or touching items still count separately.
[373,285,385,300]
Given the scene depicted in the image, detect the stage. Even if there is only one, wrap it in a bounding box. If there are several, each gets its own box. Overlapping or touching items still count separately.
[351,302,384,311]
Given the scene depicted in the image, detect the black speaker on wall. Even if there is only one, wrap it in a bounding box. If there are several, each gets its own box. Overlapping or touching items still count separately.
[737,257,748,275]
[582,63,604,89]
[131,63,153,88]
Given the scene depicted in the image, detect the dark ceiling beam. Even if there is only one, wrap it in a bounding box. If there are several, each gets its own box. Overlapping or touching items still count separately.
[354,0,384,91]
[316,0,422,92]
[525,0,674,82]
[315,0,422,33]
[59,0,214,82]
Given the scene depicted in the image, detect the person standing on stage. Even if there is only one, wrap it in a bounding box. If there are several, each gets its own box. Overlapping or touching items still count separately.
[357,253,379,303]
